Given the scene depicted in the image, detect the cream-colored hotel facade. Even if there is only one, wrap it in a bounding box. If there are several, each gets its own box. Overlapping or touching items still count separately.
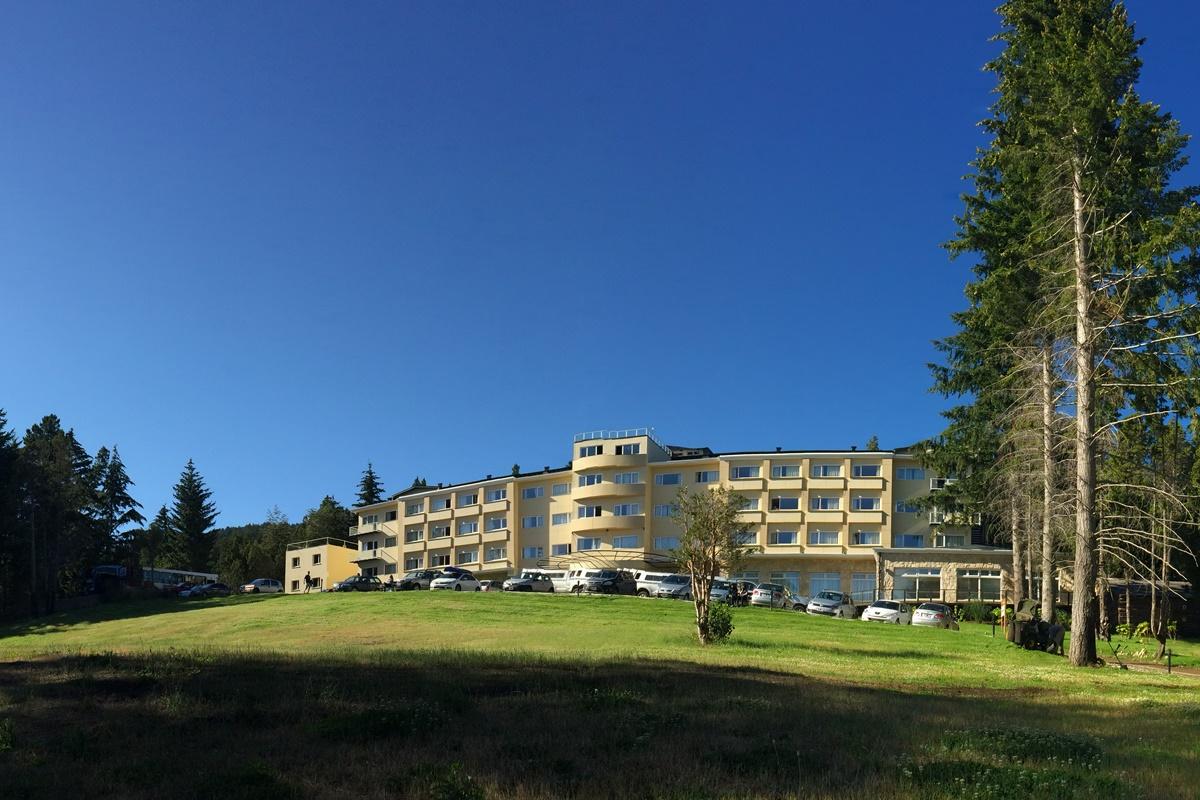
[286,428,1012,604]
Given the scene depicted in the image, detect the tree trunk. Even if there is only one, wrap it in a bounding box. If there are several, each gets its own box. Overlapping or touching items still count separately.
[1068,159,1098,667]
[1097,568,1110,642]
[1155,532,1170,659]
[1041,343,1057,624]
[1010,494,1025,608]
[1124,570,1132,637]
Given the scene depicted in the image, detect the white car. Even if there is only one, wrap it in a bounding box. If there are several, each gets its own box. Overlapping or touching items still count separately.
[749,583,791,609]
[430,572,481,591]
[860,599,912,624]
[654,574,692,599]
[806,591,858,618]
[240,578,283,594]
[503,572,554,592]
[912,602,959,630]
[632,570,672,598]
[555,568,602,594]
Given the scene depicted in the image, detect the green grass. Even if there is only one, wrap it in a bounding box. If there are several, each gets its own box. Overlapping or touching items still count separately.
[1,592,1197,799]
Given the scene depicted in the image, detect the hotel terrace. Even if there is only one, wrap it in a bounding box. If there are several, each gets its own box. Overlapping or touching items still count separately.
[285,428,1015,604]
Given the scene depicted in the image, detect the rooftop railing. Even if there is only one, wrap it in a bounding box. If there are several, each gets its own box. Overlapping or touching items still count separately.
[286,537,357,551]
[573,427,668,451]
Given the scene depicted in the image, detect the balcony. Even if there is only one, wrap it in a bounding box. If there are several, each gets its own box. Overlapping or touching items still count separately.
[848,476,885,490]
[351,549,395,564]
[428,507,453,522]
[574,452,646,471]
[806,509,845,525]
[482,498,509,514]
[572,514,644,533]
[455,503,480,517]
[807,477,846,491]
[574,481,644,501]
[848,510,886,525]
[482,528,510,542]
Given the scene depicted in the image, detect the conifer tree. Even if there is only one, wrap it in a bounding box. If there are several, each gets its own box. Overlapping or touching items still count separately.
[356,462,384,506]
[164,459,219,571]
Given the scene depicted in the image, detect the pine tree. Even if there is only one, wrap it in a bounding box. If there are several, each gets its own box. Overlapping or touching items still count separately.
[303,496,356,541]
[164,459,219,571]
[96,446,145,562]
[0,410,25,616]
[356,462,384,506]
[138,505,171,574]
[865,435,880,452]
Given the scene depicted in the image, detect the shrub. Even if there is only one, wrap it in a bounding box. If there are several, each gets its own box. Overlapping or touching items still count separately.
[706,603,735,643]
[0,718,12,752]
[1055,609,1070,630]
[1133,621,1151,638]
[961,601,991,623]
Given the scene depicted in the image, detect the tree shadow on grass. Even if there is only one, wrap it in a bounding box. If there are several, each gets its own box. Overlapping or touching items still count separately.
[0,593,285,639]
[1,651,1194,800]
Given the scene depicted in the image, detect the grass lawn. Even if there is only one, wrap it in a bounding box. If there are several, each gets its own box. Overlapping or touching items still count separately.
[0,592,1197,799]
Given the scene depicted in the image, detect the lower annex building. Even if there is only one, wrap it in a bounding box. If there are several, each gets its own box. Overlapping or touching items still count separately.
[285,428,1014,604]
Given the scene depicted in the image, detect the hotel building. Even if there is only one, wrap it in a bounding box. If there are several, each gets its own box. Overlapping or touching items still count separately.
[285,428,1013,604]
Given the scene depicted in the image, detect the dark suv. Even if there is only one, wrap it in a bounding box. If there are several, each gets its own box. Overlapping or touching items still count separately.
[332,575,383,592]
[583,570,637,595]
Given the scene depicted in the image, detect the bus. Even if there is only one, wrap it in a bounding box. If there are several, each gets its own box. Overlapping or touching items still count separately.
[142,567,218,590]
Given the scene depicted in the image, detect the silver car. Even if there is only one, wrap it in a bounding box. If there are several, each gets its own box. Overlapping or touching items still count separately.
[502,572,554,592]
[749,583,790,609]
[805,591,857,618]
[654,574,692,599]
[912,602,959,630]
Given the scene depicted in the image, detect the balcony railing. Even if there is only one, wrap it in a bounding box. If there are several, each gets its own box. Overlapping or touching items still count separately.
[351,549,395,564]
[929,509,982,526]
[286,537,356,551]
[573,427,668,451]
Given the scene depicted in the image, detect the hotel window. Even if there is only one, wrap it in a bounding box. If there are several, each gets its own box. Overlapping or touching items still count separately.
[895,500,920,513]
[895,534,924,548]
[695,470,718,483]
[362,514,379,525]
[897,467,925,481]
[385,510,398,522]
[522,546,544,559]
[579,444,602,458]
[852,572,876,601]
[457,550,478,565]
[430,553,451,567]
[552,482,570,496]
[895,568,940,599]
[431,525,450,539]
[807,529,839,545]
[384,537,396,548]
[770,496,800,511]
[405,555,424,570]
[486,516,507,531]
[810,464,841,478]
[739,497,760,511]
[613,472,641,485]
[457,520,478,535]
[852,464,881,478]
[551,513,570,526]
[522,486,544,500]
[615,443,641,455]
[577,505,602,518]
[363,567,379,577]
[431,497,451,511]
[521,515,544,529]
[934,533,967,548]
[957,569,1002,601]
[769,530,798,545]
[312,554,322,565]
[730,465,761,479]
[734,531,757,545]
[809,572,841,595]
[852,530,880,546]
[612,535,639,549]
[612,503,641,516]
[578,537,601,551]
[384,564,397,575]
[291,580,299,592]
[578,474,603,487]
[486,546,507,562]
[655,473,681,486]
[458,493,478,507]
[405,528,424,543]
[485,487,507,502]
[653,536,679,550]
[311,577,323,589]
[551,543,572,556]
[852,496,881,511]
[653,504,676,517]
[291,557,300,568]
[406,502,424,516]
[810,496,841,511]
[771,464,801,479]
[360,540,378,552]
[770,571,801,595]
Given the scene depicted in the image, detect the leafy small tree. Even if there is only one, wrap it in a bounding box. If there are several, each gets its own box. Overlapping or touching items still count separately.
[672,485,759,644]
[303,496,356,541]
[356,463,384,506]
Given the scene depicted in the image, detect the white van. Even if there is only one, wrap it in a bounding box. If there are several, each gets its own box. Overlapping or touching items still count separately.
[555,568,603,594]
[631,570,672,598]
[538,570,567,592]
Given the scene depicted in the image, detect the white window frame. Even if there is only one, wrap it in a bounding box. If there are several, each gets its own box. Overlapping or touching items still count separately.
[653,536,679,550]
[551,482,570,496]
[851,464,882,478]
[615,443,641,455]
[810,464,842,478]
[521,546,544,559]
[695,470,718,483]
[522,486,545,500]
[612,503,641,517]
[730,465,761,480]
[770,464,801,479]
[810,496,841,511]
[769,530,798,545]
[852,496,881,511]
[655,473,681,486]
[457,520,478,535]
[577,537,601,551]
[613,472,641,485]
[551,512,570,526]
[612,535,639,549]
[578,474,603,487]
[852,530,880,546]
[485,487,507,502]
[577,505,602,518]
[807,529,839,545]
[521,515,545,529]
[897,467,925,481]
[486,516,507,531]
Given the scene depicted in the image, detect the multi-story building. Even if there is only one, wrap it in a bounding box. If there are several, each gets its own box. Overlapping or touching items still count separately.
[284,428,1014,604]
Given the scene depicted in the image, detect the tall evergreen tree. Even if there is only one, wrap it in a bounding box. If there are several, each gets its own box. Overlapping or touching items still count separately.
[356,462,384,506]
[0,410,25,615]
[164,459,219,571]
[138,505,171,574]
[95,446,145,563]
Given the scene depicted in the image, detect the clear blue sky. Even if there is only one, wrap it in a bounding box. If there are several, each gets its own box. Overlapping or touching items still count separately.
[3,2,1198,527]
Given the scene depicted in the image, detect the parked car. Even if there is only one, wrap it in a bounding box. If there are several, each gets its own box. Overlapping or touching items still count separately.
[183,582,230,599]
[478,580,498,592]
[557,568,603,594]
[331,575,383,592]
[710,579,758,605]
[430,572,481,591]
[394,569,441,590]
[789,594,811,611]
[861,599,912,624]
[632,570,672,598]
[749,582,791,609]
[240,578,283,594]
[503,572,555,592]
[806,591,858,618]
[583,570,637,595]
[912,602,959,630]
[654,574,693,600]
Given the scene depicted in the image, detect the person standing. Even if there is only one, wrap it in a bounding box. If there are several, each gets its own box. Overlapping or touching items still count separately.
[303,572,312,593]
